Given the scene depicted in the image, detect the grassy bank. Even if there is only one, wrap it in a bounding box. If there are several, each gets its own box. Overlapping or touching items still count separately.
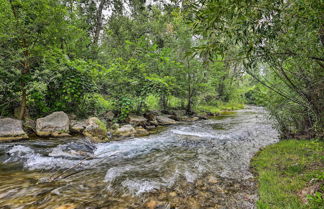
[251,140,324,209]
[195,103,244,115]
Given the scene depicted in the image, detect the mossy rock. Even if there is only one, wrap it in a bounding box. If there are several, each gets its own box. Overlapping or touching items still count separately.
[83,117,108,142]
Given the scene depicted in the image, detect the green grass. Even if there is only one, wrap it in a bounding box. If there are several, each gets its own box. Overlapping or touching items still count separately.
[195,102,244,114]
[251,139,324,209]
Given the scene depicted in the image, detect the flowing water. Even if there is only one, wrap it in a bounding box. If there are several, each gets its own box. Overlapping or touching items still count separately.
[0,106,279,209]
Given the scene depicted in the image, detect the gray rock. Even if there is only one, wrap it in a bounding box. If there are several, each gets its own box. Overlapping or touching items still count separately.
[144,111,159,121]
[105,111,115,121]
[36,111,70,137]
[127,115,147,126]
[83,117,108,142]
[70,120,87,133]
[114,124,136,137]
[156,115,177,125]
[170,110,186,121]
[0,118,28,141]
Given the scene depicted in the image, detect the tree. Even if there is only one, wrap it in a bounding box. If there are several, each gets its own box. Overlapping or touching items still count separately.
[192,0,324,138]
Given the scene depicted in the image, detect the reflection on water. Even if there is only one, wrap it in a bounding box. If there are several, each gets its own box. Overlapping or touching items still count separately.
[0,106,279,209]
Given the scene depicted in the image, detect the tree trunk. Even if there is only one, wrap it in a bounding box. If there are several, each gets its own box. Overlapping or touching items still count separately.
[186,59,192,114]
[18,87,26,120]
[93,0,106,46]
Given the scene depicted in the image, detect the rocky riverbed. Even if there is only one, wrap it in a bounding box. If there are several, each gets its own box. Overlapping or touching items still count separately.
[0,106,279,209]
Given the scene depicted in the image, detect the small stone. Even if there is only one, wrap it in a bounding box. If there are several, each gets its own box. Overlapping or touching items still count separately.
[55,204,76,209]
[208,176,219,184]
[145,200,158,209]
[169,192,177,197]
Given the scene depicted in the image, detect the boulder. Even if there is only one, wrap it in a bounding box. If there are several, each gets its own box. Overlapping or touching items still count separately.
[170,110,186,121]
[105,111,115,121]
[156,115,177,125]
[114,124,136,137]
[0,118,28,141]
[135,126,149,136]
[70,120,87,134]
[36,112,70,137]
[144,111,159,121]
[127,115,147,126]
[83,117,108,142]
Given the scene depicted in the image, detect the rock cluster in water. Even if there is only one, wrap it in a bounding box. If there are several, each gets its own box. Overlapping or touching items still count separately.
[0,109,208,142]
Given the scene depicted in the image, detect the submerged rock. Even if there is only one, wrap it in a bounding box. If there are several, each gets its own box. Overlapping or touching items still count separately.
[83,117,108,142]
[36,111,70,137]
[156,115,177,125]
[114,124,136,137]
[0,118,28,141]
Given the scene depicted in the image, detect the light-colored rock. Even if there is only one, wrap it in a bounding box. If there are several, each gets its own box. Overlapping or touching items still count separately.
[55,204,76,209]
[150,120,159,126]
[127,115,147,126]
[70,120,87,133]
[185,116,200,122]
[156,115,177,125]
[114,124,136,137]
[169,192,177,197]
[36,111,70,137]
[145,200,160,209]
[135,126,149,136]
[0,118,28,141]
[83,117,108,142]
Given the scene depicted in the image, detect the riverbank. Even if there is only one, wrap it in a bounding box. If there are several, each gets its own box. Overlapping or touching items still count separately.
[251,139,324,209]
[0,103,245,142]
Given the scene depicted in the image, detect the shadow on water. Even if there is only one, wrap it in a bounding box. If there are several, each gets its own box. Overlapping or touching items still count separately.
[0,106,279,209]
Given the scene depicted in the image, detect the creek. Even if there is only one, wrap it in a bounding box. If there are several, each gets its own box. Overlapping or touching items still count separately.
[0,106,279,209]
